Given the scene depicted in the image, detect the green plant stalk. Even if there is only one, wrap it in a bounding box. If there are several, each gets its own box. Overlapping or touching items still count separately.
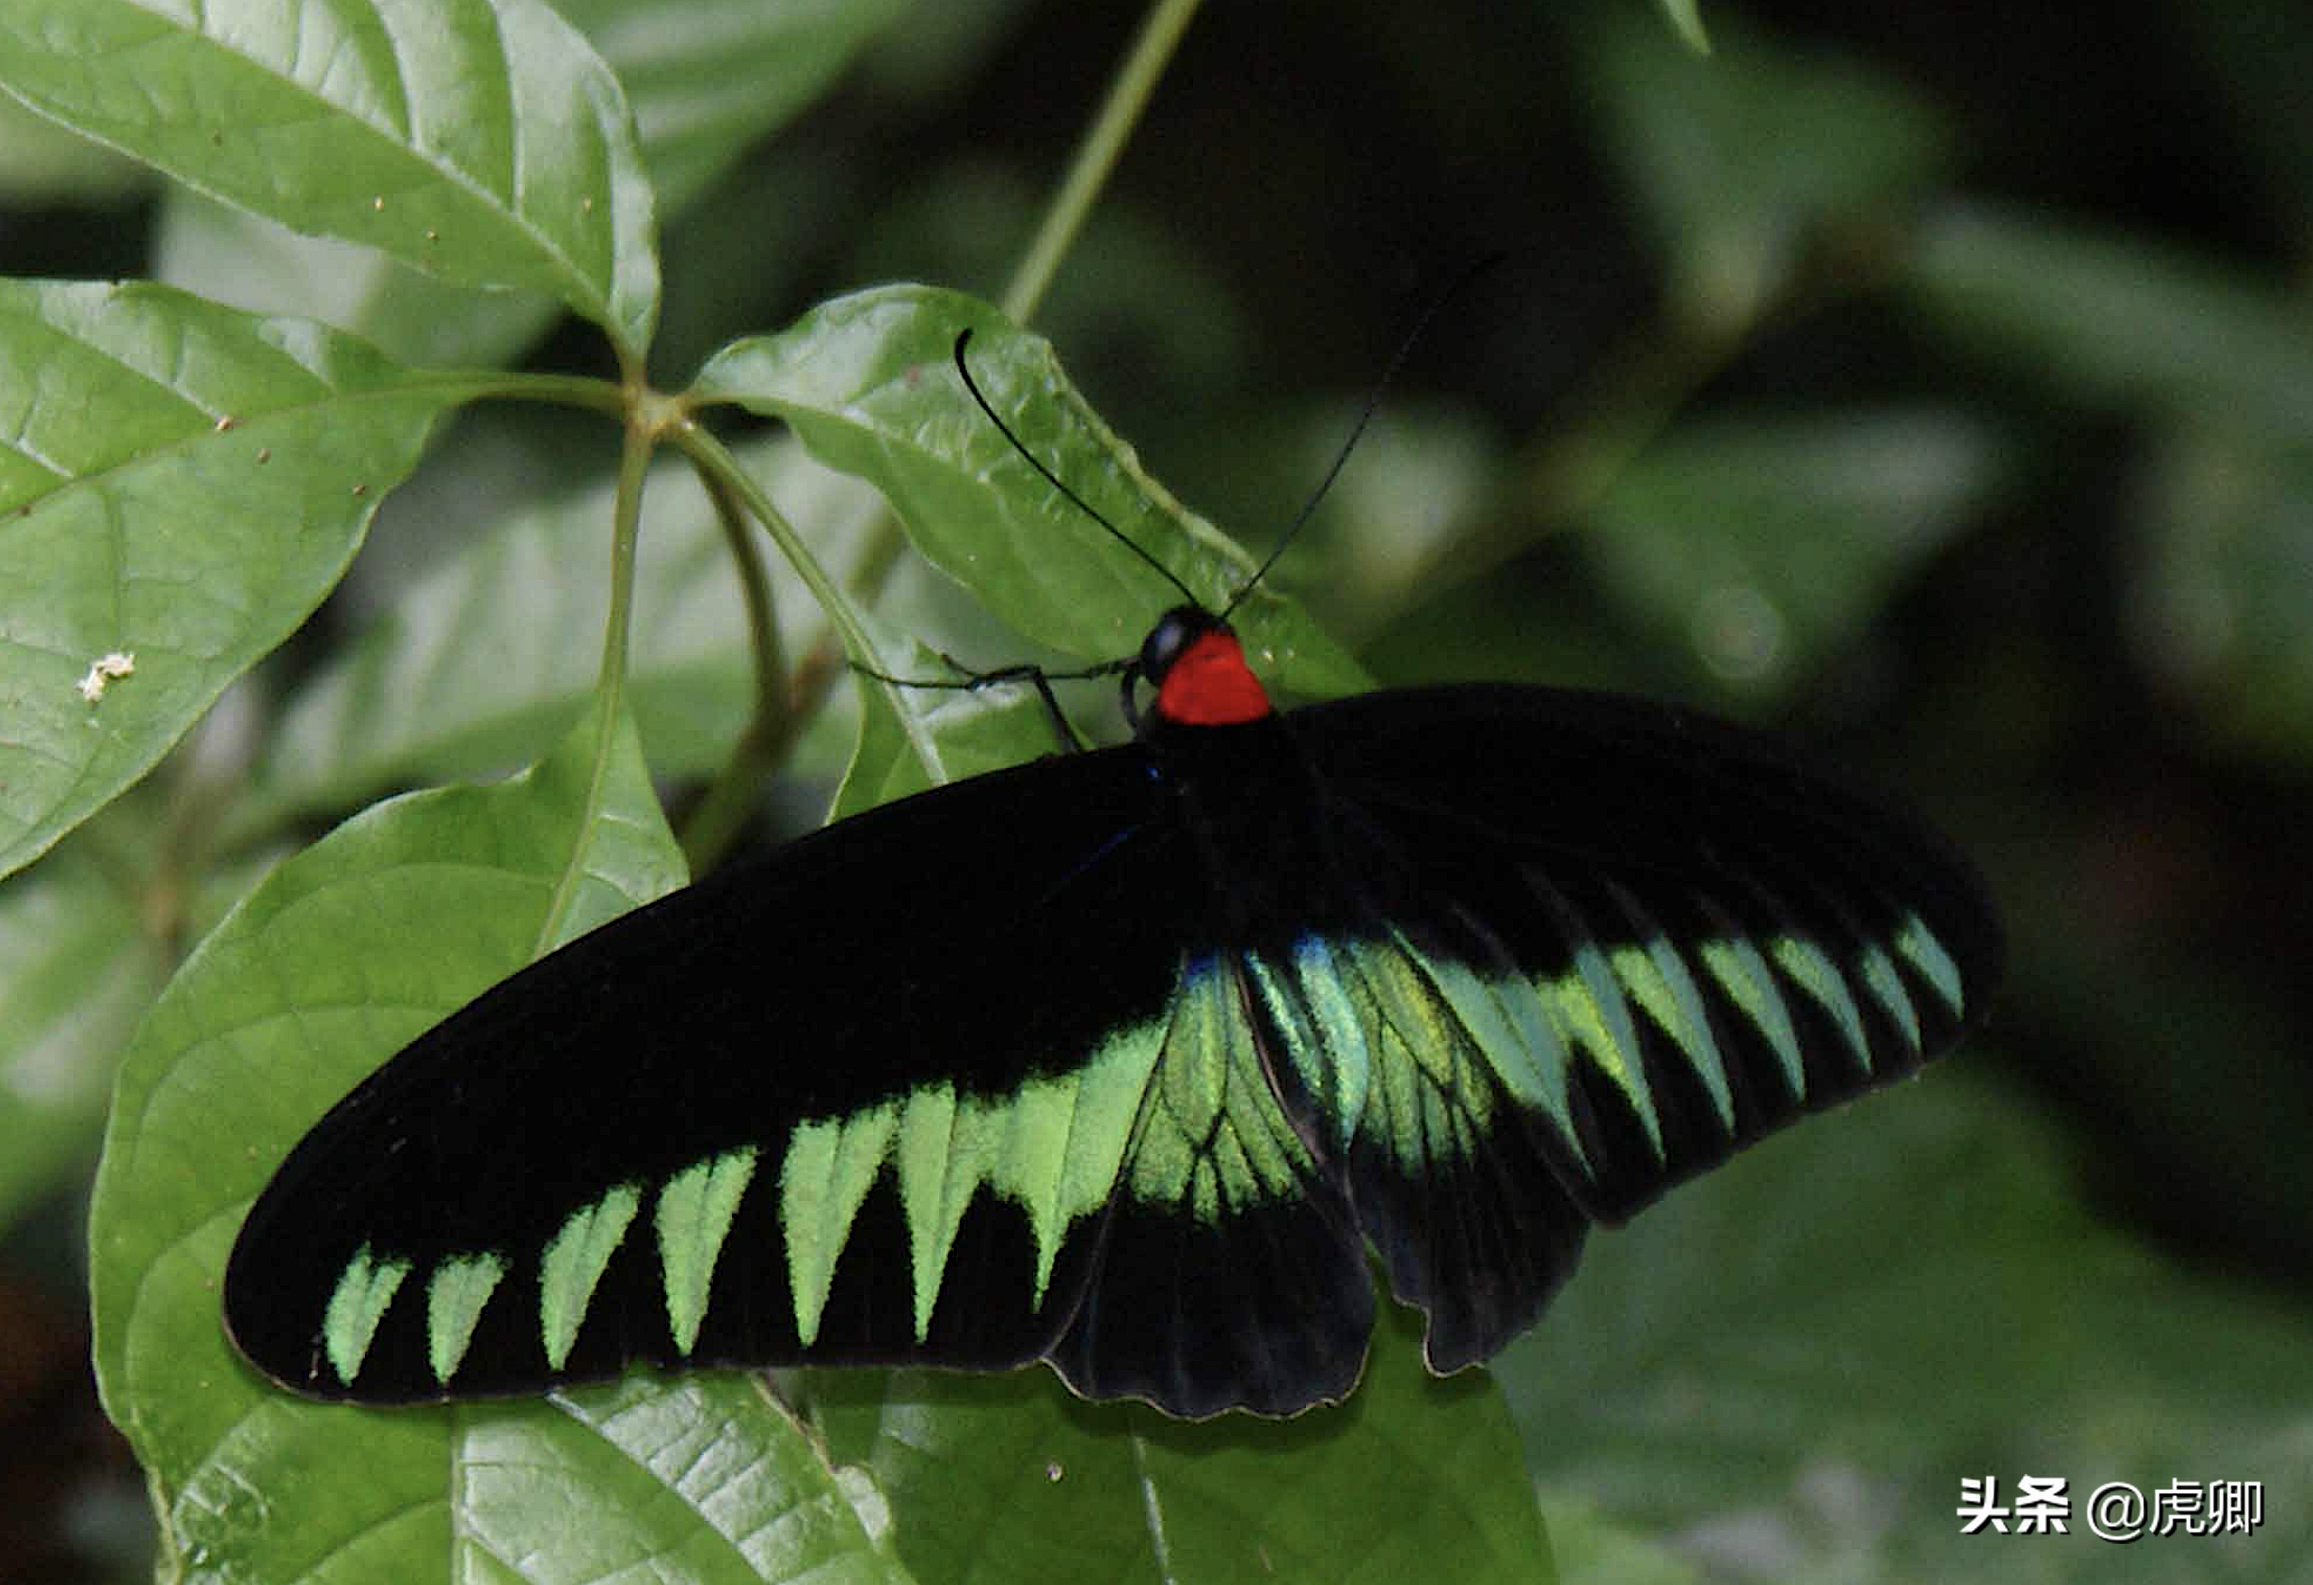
[1002,0,1206,323]
[677,460,791,872]
[1421,226,1903,609]
[537,405,655,947]
[450,369,633,420]
[671,424,882,679]
[676,0,1207,850]
[1411,276,1773,608]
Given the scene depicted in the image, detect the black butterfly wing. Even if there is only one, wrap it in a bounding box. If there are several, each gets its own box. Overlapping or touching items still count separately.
[1211,683,2001,1380]
[223,737,1372,1415]
[227,681,1997,1420]
[227,745,1136,1397]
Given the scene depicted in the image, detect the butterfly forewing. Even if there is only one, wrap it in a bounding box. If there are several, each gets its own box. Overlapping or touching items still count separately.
[226,683,1997,1418]
[225,746,1181,1400]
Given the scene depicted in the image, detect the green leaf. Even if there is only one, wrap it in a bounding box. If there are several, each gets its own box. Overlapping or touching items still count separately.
[556,0,913,215]
[0,836,165,1233]
[0,0,659,358]
[149,0,907,369]
[1654,0,1711,55]
[690,284,1371,705]
[1578,408,2012,701]
[155,192,565,372]
[1905,206,2313,446]
[0,89,148,200]
[0,279,467,881]
[831,615,1063,820]
[2130,433,2313,767]
[1573,13,1949,325]
[89,705,909,1581]
[241,444,774,828]
[469,1377,915,1585]
[1505,1068,2313,1579]
[813,1305,1554,1585]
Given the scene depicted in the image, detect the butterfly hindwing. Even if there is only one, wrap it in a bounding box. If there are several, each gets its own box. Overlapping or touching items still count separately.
[1042,953,1376,1418]
[1244,684,1998,1372]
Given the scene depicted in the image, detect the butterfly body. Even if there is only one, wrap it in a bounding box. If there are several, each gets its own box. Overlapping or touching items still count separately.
[225,607,1998,1419]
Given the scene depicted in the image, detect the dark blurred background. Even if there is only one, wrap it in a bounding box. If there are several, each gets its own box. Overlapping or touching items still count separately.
[4,0,2308,1578]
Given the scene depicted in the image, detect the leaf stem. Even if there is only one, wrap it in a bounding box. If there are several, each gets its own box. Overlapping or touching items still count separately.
[675,0,1207,838]
[676,463,790,871]
[669,424,881,675]
[536,403,655,952]
[1002,0,1206,323]
[417,369,633,419]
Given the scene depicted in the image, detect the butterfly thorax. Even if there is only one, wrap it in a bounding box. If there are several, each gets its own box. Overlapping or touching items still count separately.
[1136,606,1270,732]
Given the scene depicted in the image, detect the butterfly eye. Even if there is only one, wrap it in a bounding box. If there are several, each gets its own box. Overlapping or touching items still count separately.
[1136,606,1210,686]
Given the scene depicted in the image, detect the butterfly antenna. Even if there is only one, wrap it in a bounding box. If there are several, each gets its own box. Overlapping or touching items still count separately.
[953,331,1199,610]
[1220,254,1507,621]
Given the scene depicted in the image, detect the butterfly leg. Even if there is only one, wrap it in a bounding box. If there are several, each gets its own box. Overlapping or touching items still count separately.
[849,653,1132,754]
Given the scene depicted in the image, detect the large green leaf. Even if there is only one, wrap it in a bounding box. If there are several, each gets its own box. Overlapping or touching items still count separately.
[0,833,165,1233]
[89,705,908,1581]
[813,1305,1554,1585]
[1578,408,2012,701]
[0,0,658,358]
[240,441,782,828]
[557,0,912,215]
[691,284,1371,705]
[1571,9,1950,323]
[829,610,1067,820]
[0,280,466,881]
[154,192,566,373]
[2129,432,2313,766]
[150,0,906,369]
[0,88,147,200]
[1905,206,2313,446]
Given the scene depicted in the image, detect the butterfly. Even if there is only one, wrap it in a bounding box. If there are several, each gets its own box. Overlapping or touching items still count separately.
[224,331,2000,1421]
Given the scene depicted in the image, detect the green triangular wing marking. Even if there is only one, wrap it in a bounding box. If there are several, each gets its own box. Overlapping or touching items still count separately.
[894,1081,965,1340]
[1392,928,1568,1128]
[322,1244,410,1388]
[1695,895,1806,1100]
[780,1103,897,1346]
[656,1146,759,1357]
[425,1253,508,1386]
[1854,936,1922,1053]
[1602,880,1737,1134]
[892,1077,1098,1338]
[1762,922,1873,1074]
[1896,910,1967,1017]
[1523,871,1665,1163]
[540,1185,641,1370]
[975,1076,1089,1312]
[778,1023,1166,1348]
[985,1037,1156,1305]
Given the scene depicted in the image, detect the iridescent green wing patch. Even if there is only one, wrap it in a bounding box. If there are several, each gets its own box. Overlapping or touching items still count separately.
[1045,952,1375,1419]
[1262,683,2000,1377]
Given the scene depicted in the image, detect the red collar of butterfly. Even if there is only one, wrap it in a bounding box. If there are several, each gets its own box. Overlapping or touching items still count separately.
[1137,605,1272,729]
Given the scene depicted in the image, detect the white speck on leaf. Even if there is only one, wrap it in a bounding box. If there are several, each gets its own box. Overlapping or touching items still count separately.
[78,651,135,703]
